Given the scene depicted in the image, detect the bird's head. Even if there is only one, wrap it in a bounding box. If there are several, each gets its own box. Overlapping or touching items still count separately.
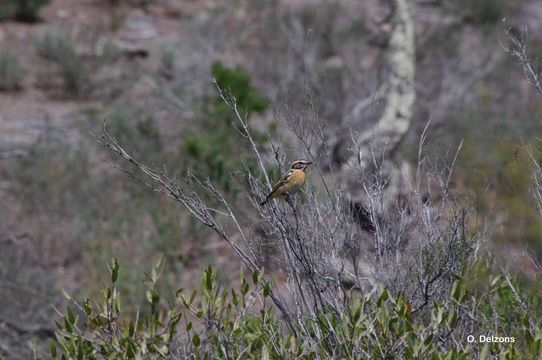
[291,160,313,171]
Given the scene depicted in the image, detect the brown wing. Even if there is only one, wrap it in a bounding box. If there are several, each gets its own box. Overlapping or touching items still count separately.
[275,170,293,187]
[260,170,292,205]
[268,170,293,197]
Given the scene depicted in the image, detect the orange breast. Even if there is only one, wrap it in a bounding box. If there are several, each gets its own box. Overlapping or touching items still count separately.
[285,171,306,194]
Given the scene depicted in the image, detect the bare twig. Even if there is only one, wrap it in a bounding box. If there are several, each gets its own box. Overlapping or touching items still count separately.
[505,28,542,97]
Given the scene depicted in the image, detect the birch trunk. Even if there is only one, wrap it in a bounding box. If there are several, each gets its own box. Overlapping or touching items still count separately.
[348,0,415,169]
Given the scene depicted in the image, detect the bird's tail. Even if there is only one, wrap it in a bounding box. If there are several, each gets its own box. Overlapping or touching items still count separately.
[260,196,269,206]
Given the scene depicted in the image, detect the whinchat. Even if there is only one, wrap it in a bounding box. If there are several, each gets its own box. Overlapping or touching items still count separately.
[260,160,313,206]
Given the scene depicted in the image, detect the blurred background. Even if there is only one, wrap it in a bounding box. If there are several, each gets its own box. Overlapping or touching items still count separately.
[0,0,541,357]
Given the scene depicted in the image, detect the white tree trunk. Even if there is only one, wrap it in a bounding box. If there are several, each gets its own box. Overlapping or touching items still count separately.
[346,0,415,170]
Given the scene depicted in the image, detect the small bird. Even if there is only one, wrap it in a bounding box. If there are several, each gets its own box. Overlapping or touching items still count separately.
[260,160,313,206]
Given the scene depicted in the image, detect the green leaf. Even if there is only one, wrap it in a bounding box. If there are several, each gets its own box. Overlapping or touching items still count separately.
[451,280,461,301]
[83,298,92,316]
[241,279,249,295]
[170,313,182,334]
[175,288,184,298]
[64,318,73,334]
[436,306,445,327]
[530,337,541,355]
[252,268,265,285]
[232,289,239,305]
[252,270,259,285]
[67,306,76,325]
[447,306,458,328]
[353,304,362,324]
[110,258,119,283]
[424,333,433,346]
[151,254,165,283]
[192,333,200,347]
[50,340,57,358]
[113,288,121,313]
[377,288,389,306]
[263,282,270,298]
[205,267,213,291]
[146,289,160,305]
[129,320,135,337]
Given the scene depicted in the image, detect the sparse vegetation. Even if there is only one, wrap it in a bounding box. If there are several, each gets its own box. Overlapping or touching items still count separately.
[0,243,59,358]
[35,33,89,97]
[0,52,25,91]
[106,109,164,161]
[2,122,192,315]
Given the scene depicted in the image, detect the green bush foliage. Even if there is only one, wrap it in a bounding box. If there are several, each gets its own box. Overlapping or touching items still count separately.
[0,0,51,22]
[210,61,269,119]
[180,62,269,190]
[53,258,542,359]
[0,51,25,91]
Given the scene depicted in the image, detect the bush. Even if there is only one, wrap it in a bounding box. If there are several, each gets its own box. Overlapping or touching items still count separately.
[52,258,542,359]
[35,33,89,96]
[0,51,25,91]
[0,0,51,22]
[210,61,269,119]
[180,62,269,190]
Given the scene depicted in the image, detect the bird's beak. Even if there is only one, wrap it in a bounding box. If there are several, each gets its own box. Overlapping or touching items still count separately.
[307,161,313,165]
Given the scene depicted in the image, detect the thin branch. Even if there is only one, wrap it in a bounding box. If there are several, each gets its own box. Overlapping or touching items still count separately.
[505,28,542,97]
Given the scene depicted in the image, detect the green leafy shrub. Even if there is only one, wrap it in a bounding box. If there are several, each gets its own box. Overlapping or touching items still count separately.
[180,62,269,190]
[0,51,25,91]
[0,0,51,22]
[53,258,542,359]
[210,61,269,119]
